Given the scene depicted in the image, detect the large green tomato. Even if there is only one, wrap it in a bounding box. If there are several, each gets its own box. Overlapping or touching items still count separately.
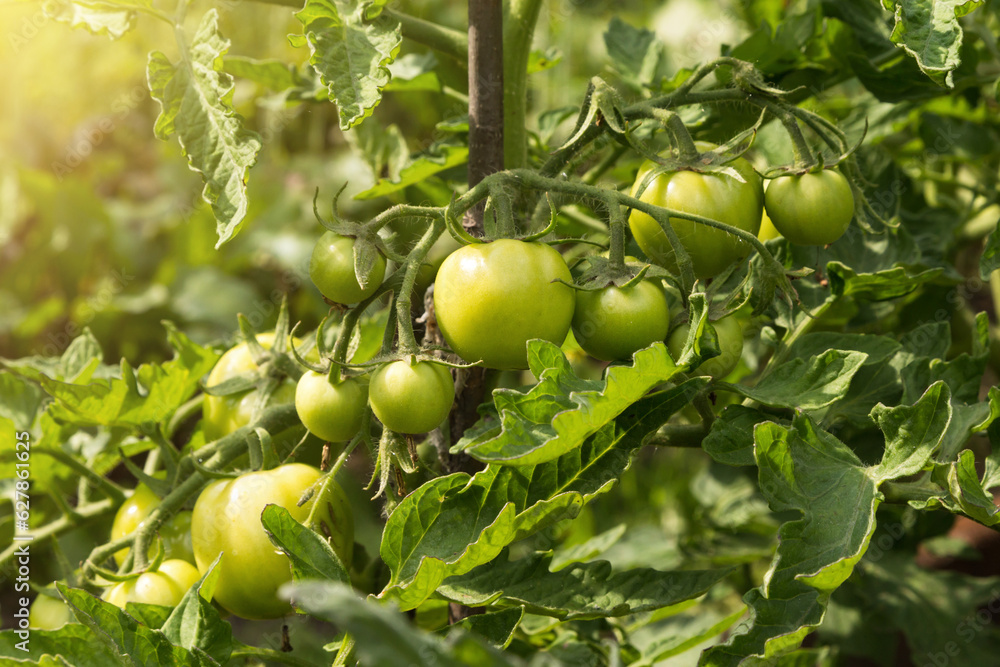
[202,333,298,441]
[29,593,72,630]
[191,463,354,619]
[103,560,200,610]
[764,169,854,246]
[667,315,744,378]
[111,476,194,566]
[310,232,386,304]
[571,281,670,361]
[433,239,575,370]
[628,143,763,279]
[295,371,368,442]
[369,360,454,434]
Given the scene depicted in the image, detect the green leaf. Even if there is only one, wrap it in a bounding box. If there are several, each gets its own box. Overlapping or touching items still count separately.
[160,561,232,664]
[385,52,441,92]
[603,17,667,90]
[148,10,262,247]
[550,524,627,571]
[282,581,514,667]
[826,262,944,301]
[261,504,350,584]
[56,585,218,666]
[836,552,1000,663]
[438,550,732,620]
[353,143,468,200]
[631,606,748,666]
[978,219,1000,280]
[702,382,950,665]
[38,324,219,428]
[292,0,402,129]
[446,607,524,649]
[2,328,107,385]
[379,380,709,610]
[723,350,868,411]
[454,340,681,465]
[885,0,985,86]
[703,405,774,467]
[45,0,141,39]
[0,623,119,666]
[222,56,324,101]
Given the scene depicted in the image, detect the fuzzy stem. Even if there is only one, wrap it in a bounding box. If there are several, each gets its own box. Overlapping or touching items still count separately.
[502,0,543,169]
[395,218,445,354]
[383,7,469,64]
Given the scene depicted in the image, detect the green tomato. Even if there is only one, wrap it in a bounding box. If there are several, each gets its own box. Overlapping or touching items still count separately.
[191,463,354,620]
[764,169,854,246]
[667,315,744,378]
[369,360,455,434]
[628,142,763,279]
[295,371,368,442]
[571,281,670,361]
[29,593,72,630]
[433,239,575,370]
[202,333,298,441]
[111,476,194,566]
[758,208,781,241]
[103,560,201,610]
[309,232,386,304]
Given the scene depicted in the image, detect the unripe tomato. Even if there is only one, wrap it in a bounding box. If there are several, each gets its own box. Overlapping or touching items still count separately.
[111,476,194,566]
[29,593,72,630]
[103,560,200,610]
[191,463,354,619]
[202,333,298,441]
[758,209,781,241]
[628,142,763,279]
[667,315,744,378]
[764,169,854,245]
[433,239,575,370]
[309,232,386,304]
[369,360,454,434]
[295,371,368,442]
[571,281,670,361]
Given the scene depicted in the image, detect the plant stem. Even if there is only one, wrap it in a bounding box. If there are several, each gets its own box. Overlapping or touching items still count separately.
[467,0,505,233]
[0,498,115,570]
[382,8,469,65]
[502,0,543,169]
[395,219,444,354]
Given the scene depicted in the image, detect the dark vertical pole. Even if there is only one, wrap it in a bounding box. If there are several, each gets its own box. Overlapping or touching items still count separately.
[446,0,504,623]
[464,0,504,233]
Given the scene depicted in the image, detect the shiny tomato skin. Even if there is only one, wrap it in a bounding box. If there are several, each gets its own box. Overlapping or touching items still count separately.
[764,169,854,246]
[103,559,201,610]
[433,239,575,370]
[202,333,299,441]
[369,360,455,434]
[571,281,670,362]
[295,371,368,443]
[190,463,353,620]
[309,232,386,304]
[628,143,763,279]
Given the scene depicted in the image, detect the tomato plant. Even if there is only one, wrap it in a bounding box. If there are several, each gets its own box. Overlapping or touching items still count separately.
[102,560,200,610]
[295,370,368,442]
[433,239,575,369]
[310,232,386,305]
[190,464,353,620]
[5,1,1000,665]
[369,360,454,434]
[571,281,670,361]
[628,143,763,279]
[764,169,855,246]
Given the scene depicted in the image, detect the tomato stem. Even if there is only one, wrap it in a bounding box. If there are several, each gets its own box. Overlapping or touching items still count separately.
[395,217,445,354]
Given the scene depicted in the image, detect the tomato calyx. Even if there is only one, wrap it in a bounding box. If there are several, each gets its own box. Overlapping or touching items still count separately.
[573,255,671,292]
